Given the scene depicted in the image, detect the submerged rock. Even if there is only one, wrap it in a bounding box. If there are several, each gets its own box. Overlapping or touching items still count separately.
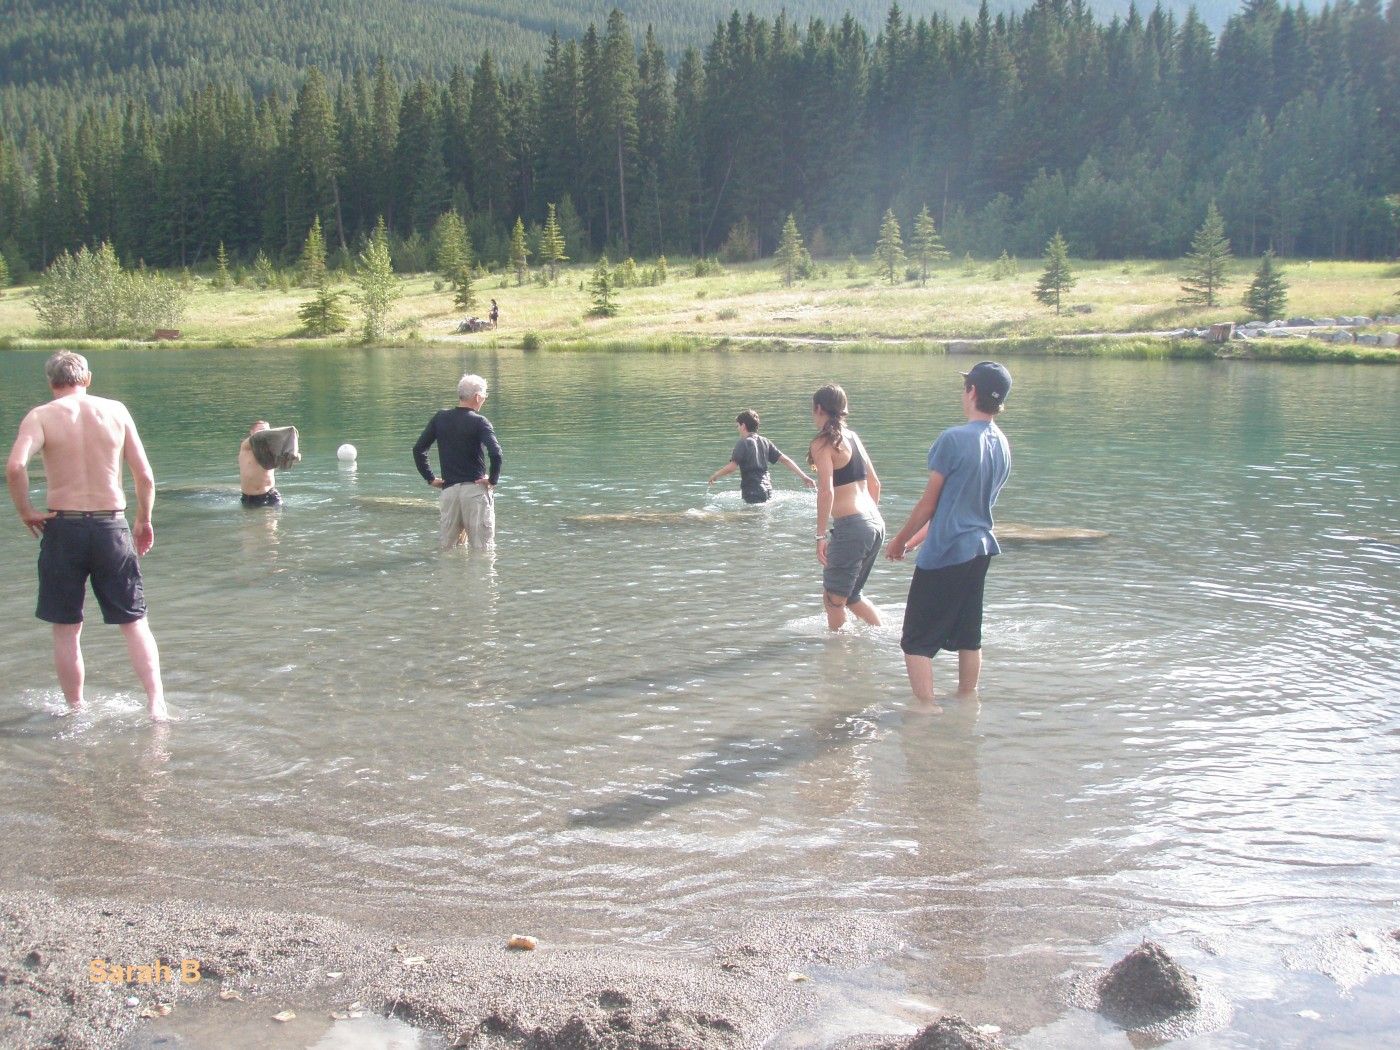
[906,1015,1001,1049]
[1097,941,1200,1027]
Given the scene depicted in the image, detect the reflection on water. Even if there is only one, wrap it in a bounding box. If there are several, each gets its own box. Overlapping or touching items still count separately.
[1,349,1397,1041]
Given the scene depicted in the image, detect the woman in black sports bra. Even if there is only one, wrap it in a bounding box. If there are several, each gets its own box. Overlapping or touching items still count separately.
[809,384,885,631]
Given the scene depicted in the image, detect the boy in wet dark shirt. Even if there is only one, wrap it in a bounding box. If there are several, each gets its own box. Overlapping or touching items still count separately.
[708,409,815,503]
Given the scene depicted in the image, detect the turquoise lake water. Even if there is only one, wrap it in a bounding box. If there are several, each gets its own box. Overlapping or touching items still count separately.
[1,347,1397,1047]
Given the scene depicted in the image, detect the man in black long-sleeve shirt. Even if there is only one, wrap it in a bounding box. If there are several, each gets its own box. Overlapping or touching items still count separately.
[412,373,503,549]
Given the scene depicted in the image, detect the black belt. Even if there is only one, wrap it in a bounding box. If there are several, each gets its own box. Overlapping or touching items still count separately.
[49,510,122,518]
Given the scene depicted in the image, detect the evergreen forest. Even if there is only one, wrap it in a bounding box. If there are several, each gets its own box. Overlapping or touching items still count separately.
[0,0,1395,280]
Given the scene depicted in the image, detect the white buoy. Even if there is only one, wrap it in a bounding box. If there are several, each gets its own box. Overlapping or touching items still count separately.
[337,443,358,463]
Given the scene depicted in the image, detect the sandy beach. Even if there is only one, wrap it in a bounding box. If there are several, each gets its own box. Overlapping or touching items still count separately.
[0,888,907,1049]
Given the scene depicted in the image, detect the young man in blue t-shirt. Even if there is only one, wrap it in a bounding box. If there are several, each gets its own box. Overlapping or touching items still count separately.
[885,362,1012,704]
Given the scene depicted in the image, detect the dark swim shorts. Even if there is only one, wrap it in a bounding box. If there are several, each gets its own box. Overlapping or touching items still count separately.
[241,489,282,508]
[36,514,147,625]
[900,554,992,657]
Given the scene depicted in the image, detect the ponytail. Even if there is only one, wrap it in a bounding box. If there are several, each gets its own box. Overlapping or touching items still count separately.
[809,383,850,463]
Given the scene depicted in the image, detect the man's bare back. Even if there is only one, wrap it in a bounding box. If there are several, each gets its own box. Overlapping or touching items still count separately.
[26,394,134,512]
[239,440,276,496]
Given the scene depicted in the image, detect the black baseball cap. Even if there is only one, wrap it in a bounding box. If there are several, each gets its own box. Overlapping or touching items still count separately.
[959,361,1012,404]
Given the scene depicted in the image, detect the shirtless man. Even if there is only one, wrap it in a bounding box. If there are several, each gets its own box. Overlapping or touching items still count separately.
[6,352,167,721]
[238,420,280,507]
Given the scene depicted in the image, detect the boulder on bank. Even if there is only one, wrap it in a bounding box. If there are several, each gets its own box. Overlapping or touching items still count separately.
[1096,941,1200,1027]
[906,1015,1001,1050]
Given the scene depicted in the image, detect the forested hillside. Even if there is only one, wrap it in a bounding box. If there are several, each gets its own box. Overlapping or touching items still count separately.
[0,0,1395,278]
[1,0,1284,133]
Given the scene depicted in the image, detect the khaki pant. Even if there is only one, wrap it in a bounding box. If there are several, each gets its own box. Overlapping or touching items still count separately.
[439,483,495,549]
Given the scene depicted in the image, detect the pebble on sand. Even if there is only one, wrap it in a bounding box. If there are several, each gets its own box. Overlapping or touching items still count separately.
[506,935,537,951]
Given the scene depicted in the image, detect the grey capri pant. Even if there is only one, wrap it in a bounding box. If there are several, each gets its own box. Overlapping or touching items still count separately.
[822,511,885,604]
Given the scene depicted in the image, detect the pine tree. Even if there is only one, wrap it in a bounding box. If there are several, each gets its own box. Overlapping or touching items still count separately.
[288,67,346,254]
[353,217,400,341]
[1180,201,1232,307]
[509,216,530,285]
[369,60,400,228]
[874,208,906,285]
[299,216,327,287]
[1243,250,1289,320]
[775,213,805,287]
[1034,232,1076,314]
[0,249,8,293]
[910,205,948,285]
[298,284,349,335]
[589,253,617,316]
[431,209,471,283]
[253,250,275,289]
[598,10,640,252]
[469,53,512,215]
[655,255,668,284]
[396,80,450,234]
[212,241,231,291]
[539,202,568,283]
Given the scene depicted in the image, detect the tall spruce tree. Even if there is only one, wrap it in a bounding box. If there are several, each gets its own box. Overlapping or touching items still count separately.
[0,250,9,293]
[597,11,639,251]
[468,53,512,216]
[289,68,346,254]
[396,80,450,234]
[1181,202,1233,307]
[1034,231,1076,314]
[775,213,805,287]
[874,208,906,285]
[910,205,948,285]
[634,25,672,256]
[369,61,400,229]
[1243,250,1288,320]
[538,34,582,217]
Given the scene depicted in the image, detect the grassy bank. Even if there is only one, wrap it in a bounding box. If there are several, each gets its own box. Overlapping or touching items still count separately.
[1,256,1396,360]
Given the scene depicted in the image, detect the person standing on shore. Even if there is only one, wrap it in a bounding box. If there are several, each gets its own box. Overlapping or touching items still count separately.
[809,384,884,631]
[885,361,1012,704]
[708,409,815,503]
[489,299,500,329]
[5,351,167,721]
[412,373,502,549]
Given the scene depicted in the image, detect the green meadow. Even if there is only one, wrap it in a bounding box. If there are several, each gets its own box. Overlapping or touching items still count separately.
[1,256,1396,362]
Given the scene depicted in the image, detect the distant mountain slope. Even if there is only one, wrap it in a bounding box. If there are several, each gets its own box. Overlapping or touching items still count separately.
[2,0,1252,110]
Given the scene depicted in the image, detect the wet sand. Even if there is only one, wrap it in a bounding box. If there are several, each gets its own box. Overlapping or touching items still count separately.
[0,889,894,1049]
